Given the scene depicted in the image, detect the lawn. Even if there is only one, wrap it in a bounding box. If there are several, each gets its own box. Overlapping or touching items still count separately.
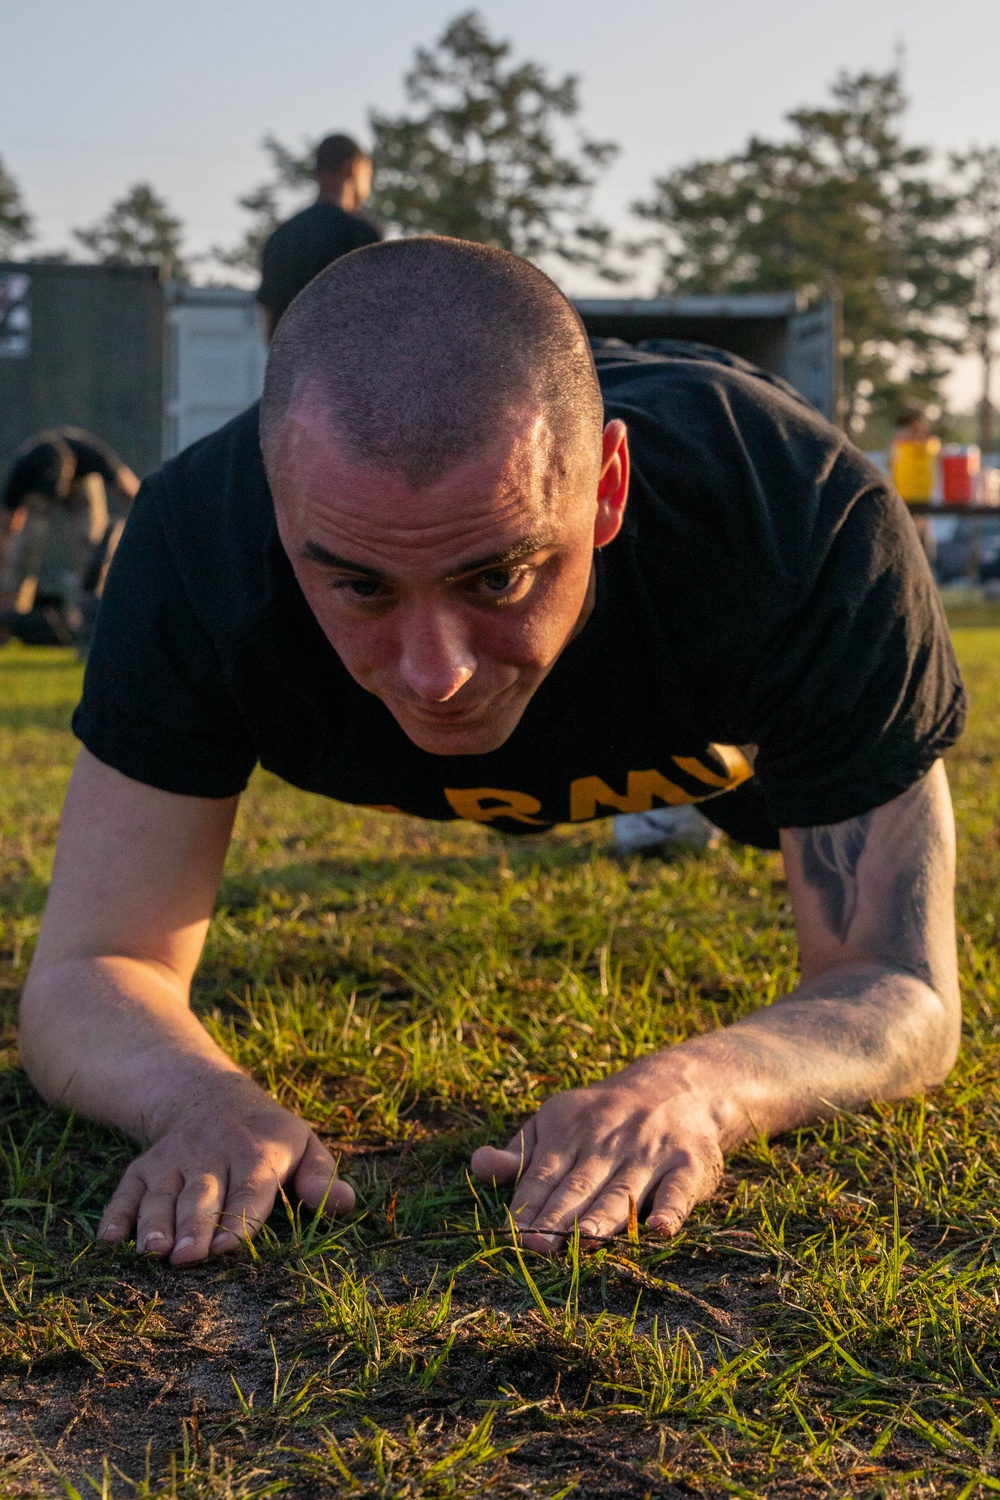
[1,613,1000,1499]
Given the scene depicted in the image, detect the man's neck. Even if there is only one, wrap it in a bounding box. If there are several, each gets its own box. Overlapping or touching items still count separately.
[317,182,362,213]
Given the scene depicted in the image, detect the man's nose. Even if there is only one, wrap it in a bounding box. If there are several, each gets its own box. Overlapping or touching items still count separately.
[398,607,476,702]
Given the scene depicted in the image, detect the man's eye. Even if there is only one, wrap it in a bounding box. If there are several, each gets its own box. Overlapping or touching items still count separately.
[333,577,383,599]
[480,568,515,593]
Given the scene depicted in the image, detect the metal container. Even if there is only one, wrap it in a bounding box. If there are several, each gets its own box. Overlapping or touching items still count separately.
[0,264,268,481]
[1,268,843,485]
[572,292,842,424]
[0,262,164,480]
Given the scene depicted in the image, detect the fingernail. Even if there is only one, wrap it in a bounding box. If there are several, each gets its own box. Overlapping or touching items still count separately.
[210,1232,233,1252]
[173,1235,196,1252]
[578,1221,598,1238]
[139,1232,168,1253]
[98,1226,120,1242]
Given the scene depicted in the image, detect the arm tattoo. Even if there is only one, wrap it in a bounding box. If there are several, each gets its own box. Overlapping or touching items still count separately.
[796,811,874,942]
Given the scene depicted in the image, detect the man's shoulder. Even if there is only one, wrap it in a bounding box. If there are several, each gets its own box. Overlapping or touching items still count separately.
[148,405,279,637]
[595,338,880,506]
[267,201,370,246]
[594,339,819,426]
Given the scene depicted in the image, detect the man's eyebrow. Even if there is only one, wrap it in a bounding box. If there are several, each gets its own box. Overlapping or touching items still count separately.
[443,536,555,579]
[300,535,555,580]
[300,540,381,576]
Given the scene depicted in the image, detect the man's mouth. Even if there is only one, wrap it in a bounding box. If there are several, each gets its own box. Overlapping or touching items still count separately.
[391,683,518,728]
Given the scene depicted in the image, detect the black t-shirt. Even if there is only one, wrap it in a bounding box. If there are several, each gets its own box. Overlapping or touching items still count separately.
[3,428,123,510]
[73,345,966,842]
[257,202,382,325]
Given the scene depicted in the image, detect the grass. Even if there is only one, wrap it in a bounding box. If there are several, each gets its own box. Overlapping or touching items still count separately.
[0,610,999,1498]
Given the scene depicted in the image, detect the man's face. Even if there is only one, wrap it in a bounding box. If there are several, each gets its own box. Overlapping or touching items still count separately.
[351,156,373,205]
[271,406,627,756]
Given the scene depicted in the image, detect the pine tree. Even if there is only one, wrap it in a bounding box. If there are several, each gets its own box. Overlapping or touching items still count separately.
[0,156,33,257]
[952,146,1000,451]
[633,71,971,434]
[369,10,621,277]
[73,183,188,280]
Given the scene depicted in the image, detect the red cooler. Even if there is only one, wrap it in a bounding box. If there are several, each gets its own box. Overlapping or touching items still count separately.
[941,445,980,504]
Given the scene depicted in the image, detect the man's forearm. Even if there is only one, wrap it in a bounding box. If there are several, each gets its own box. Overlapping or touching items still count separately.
[19,956,247,1143]
[665,957,959,1151]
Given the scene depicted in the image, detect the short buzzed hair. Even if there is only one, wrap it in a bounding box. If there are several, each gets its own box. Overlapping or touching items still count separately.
[315,134,366,177]
[260,237,605,491]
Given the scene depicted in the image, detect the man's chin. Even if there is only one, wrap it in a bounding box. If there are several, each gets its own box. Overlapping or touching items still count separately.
[391,704,525,757]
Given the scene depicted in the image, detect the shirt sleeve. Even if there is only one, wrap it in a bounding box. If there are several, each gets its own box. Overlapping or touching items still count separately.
[73,477,258,798]
[747,473,966,828]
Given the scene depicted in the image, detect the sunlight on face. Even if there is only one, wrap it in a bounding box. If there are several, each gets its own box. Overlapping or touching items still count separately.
[269,402,610,755]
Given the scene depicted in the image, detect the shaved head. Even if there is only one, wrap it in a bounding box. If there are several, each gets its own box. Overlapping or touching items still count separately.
[259,236,604,491]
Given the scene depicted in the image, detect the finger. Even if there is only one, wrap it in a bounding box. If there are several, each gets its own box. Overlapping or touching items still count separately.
[292,1134,355,1218]
[208,1161,279,1257]
[170,1169,229,1265]
[514,1159,620,1252]
[508,1146,586,1251]
[575,1171,657,1243]
[98,1163,148,1246]
[135,1184,183,1258]
[471,1118,536,1186]
[470,1146,521,1185]
[646,1146,723,1238]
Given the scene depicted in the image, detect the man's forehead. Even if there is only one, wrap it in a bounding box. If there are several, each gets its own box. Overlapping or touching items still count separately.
[274,394,572,522]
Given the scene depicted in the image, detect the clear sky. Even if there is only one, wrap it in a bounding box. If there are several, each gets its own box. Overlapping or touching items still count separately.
[2,0,997,403]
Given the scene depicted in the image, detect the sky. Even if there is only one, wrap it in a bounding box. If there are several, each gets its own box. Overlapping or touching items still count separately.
[1,0,998,406]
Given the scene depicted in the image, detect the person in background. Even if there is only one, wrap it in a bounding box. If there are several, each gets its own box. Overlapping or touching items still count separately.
[0,428,139,649]
[257,134,382,340]
[891,403,940,570]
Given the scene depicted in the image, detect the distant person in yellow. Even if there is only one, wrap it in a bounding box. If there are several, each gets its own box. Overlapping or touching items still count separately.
[891,403,940,566]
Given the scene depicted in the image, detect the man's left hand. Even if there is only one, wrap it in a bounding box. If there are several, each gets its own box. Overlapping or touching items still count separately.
[472,1052,727,1250]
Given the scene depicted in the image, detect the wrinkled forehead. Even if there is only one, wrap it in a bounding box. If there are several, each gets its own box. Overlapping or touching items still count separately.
[269,384,582,521]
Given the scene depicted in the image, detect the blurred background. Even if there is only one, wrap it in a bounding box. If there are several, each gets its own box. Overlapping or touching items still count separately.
[2,0,1000,588]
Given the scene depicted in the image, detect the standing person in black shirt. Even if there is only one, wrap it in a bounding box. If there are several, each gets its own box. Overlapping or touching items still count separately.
[257,133,381,338]
[20,240,965,1266]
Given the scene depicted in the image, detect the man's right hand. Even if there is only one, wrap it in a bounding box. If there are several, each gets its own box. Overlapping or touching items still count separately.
[19,750,356,1265]
[98,1078,354,1265]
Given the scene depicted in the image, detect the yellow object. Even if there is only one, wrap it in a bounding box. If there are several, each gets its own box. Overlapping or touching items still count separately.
[891,436,940,502]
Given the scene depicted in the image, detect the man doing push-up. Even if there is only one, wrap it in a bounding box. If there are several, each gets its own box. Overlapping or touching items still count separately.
[19,238,965,1264]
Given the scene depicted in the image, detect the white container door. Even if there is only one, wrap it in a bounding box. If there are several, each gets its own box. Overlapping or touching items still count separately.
[163,288,267,459]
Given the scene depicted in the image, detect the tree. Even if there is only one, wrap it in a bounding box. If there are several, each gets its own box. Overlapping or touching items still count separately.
[952,147,1000,452]
[73,183,188,280]
[214,136,313,273]
[633,70,971,434]
[368,10,621,276]
[219,10,623,280]
[0,156,33,257]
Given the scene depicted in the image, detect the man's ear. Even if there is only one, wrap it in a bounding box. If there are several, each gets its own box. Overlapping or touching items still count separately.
[594,420,629,550]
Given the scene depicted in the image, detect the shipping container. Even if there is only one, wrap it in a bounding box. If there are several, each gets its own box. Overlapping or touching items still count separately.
[1,266,842,487]
[573,292,842,424]
[0,263,267,480]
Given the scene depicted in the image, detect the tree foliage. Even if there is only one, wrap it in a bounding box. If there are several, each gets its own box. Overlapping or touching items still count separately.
[73,183,188,280]
[368,10,620,276]
[952,146,1000,449]
[633,70,971,432]
[220,11,621,280]
[0,156,33,257]
[214,136,312,273]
